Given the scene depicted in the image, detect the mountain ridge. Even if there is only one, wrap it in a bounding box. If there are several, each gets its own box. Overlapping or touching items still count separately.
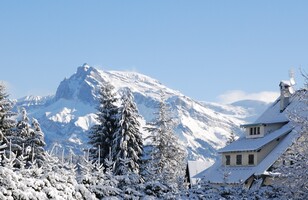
[13,64,269,161]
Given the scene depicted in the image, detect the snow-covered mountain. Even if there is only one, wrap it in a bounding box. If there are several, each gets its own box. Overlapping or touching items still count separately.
[14,64,269,161]
[201,100,269,124]
[231,100,270,122]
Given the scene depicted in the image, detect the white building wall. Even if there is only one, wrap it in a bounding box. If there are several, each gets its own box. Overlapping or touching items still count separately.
[245,125,265,139]
[222,152,257,166]
[256,134,287,163]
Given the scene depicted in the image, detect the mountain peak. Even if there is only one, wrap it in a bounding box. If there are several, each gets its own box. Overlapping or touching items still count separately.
[54,64,100,104]
[75,63,97,78]
[82,63,90,69]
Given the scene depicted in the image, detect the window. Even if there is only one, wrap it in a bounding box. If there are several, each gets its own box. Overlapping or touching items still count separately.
[257,127,260,135]
[248,154,254,165]
[236,155,242,165]
[249,127,261,136]
[225,155,231,165]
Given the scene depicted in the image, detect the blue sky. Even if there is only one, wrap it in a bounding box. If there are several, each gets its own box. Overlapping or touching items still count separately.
[0,1,307,103]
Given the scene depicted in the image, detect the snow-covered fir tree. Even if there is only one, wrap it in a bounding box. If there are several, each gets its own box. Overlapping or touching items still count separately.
[0,83,16,158]
[110,88,144,198]
[0,85,102,199]
[83,161,107,199]
[8,107,30,159]
[13,108,46,167]
[78,150,121,199]
[88,83,119,165]
[26,118,46,167]
[16,108,30,137]
[113,88,143,176]
[12,107,32,167]
[144,91,187,196]
[116,157,143,199]
[103,150,121,197]
[0,141,95,199]
[0,84,16,136]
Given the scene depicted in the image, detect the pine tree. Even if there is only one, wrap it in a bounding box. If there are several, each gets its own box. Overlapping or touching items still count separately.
[0,84,16,142]
[78,150,121,199]
[113,88,143,176]
[88,83,119,165]
[8,107,30,159]
[144,92,187,195]
[13,108,46,167]
[117,157,143,199]
[0,83,16,138]
[0,83,16,163]
[11,107,32,168]
[16,108,30,137]
[41,152,95,200]
[103,150,121,197]
[26,118,46,167]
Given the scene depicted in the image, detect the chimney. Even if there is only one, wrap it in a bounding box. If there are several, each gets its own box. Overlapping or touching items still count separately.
[279,81,291,112]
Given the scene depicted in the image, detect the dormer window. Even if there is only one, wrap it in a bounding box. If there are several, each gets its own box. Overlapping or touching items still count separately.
[242,121,288,138]
[249,127,261,135]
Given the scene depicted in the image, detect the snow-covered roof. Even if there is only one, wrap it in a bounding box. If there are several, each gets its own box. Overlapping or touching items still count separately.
[247,89,305,126]
[195,128,300,184]
[194,157,255,184]
[187,160,214,185]
[280,80,291,86]
[218,123,293,153]
[252,93,300,124]
[240,121,288,128]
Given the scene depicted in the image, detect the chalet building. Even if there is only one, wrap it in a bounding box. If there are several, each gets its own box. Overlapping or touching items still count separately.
[195,78,302,188]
